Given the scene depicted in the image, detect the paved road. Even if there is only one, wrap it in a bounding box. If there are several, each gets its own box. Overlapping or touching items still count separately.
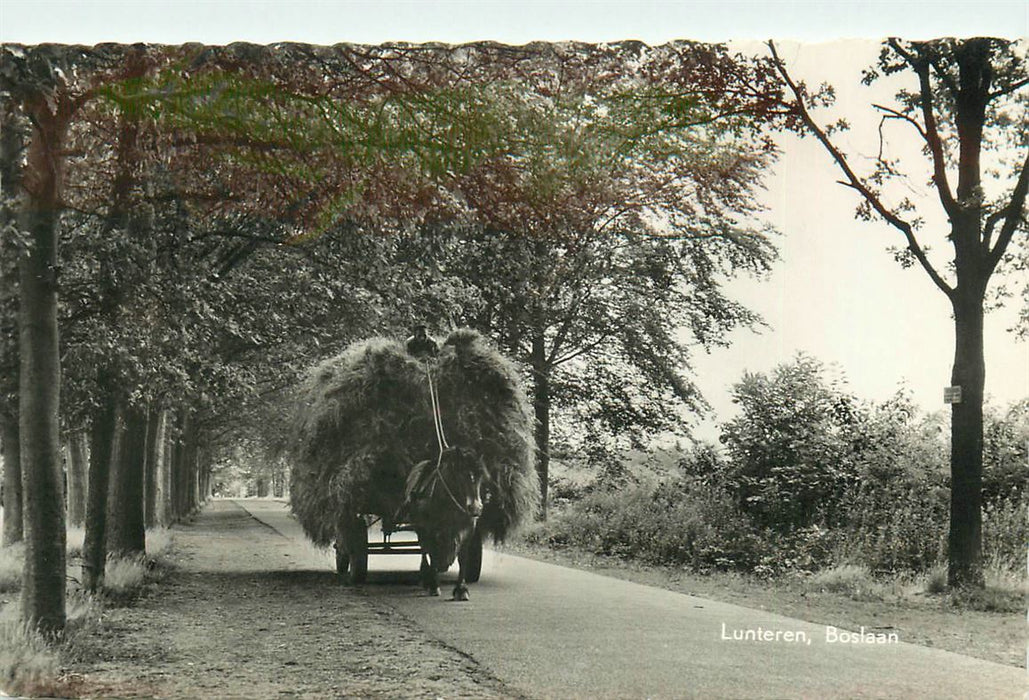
[237,499,1026,699]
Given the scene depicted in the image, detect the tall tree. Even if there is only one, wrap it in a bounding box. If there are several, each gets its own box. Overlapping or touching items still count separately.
[2,43,127,616]
[769,38,1028,588]
[65,432,87,527]
[395,43,784,514]
[1,70,26,546]
[2,47,78,635]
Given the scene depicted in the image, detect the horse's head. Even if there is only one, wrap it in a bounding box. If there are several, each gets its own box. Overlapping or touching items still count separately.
[407,446,485,570]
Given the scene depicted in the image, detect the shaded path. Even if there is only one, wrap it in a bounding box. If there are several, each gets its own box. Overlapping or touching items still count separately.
[65,500,514,698]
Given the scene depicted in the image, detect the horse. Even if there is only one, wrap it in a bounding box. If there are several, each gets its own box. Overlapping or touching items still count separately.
[406,446,485,601]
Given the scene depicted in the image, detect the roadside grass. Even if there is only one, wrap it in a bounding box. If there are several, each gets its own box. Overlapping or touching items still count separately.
[0,592,102,698]
[0,527,176,694]
[145,528,175,569]
[103,555,149,601]
[0,617,60,697]
[105,528,178,601]
[0,527,176,598]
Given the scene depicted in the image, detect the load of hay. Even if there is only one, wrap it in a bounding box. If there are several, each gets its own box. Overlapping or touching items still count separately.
[289,328,538,548]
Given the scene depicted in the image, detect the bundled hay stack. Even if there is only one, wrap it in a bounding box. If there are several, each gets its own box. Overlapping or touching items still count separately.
[289,329,538,547]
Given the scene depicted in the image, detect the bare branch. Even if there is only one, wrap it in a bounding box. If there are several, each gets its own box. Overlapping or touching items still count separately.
[873,103,928,141]
[552,331,613,367]
[767,40,954,299]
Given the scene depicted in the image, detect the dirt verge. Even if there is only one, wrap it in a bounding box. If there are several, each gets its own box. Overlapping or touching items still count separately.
[61,501,516,698]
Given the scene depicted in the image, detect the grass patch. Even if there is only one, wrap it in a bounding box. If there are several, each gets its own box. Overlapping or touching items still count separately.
[950,585,1023,613]
[0,591,104,697]
[103,555,148,601]
[145,528,175,567]
[805,565,875,596]
[922,563,948,594]
[0,618,61,698]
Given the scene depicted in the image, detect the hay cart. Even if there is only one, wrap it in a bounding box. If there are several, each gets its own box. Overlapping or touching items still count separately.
[334,516,483,585]
[291,331,537,594]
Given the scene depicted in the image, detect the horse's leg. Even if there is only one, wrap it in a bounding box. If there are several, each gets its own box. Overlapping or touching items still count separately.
[453,538,471,601]
[420,552,440,596]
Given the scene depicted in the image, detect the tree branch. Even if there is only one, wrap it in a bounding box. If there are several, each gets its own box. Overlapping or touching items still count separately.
[767,40,954,299]
[872,103,928,140]
[989,75,1029,100]
[552,331,613,367]
[985,148,1029,274]
[886,40,961,220]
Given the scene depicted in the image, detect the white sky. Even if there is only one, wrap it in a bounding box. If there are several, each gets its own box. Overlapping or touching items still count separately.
[3,2,1027,442]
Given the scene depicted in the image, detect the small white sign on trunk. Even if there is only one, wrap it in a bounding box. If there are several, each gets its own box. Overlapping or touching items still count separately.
[944,386,962,404]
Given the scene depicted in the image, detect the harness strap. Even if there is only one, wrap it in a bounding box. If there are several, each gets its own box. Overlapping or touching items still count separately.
[399,362,473,517]
[425,363,450,455]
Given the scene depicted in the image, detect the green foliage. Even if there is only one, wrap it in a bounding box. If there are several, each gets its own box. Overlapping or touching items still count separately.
[982,400,1029,504]
[719,354,863,531]
[982,498,1028,571]
[539,356,1027,586]
[529,475,772,573]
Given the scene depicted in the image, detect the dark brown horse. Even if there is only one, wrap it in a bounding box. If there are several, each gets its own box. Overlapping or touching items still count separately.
[406,446,485,600]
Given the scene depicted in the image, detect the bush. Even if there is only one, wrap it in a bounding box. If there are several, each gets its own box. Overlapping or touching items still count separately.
[836,483,948,573]
[982,400,1029,504]
[531,477,773,572]
[982,498,1028,572]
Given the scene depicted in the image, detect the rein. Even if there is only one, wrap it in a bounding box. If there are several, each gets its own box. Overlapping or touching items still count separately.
[402,362,476,517]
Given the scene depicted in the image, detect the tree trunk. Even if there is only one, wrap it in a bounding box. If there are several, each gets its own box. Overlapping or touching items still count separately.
[66,432,88,527]
[157,410,175,525]
[106,405,147,558]
[1,413,23,545]
[18,168,66,637]
[83,393,121,592]
[947,285,986,588]
[144,407,165,528]
[169,411,196,522]
[530,332,550,520]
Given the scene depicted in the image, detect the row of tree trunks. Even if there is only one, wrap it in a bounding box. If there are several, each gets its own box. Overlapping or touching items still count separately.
[77,399,209,590]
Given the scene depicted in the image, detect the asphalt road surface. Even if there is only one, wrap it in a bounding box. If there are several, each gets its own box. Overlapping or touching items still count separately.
[238,499,1026,699]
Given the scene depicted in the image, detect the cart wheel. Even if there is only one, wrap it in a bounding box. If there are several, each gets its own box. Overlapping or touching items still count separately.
[348,518,369,584]
[463,527,483,583]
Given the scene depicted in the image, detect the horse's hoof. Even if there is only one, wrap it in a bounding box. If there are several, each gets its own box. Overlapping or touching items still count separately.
[452,585,470,601]
[428,586,441,597]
